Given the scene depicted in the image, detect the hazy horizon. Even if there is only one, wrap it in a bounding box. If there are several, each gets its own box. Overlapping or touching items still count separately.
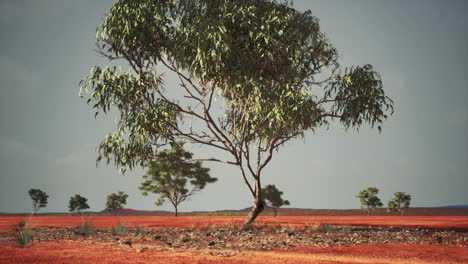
[1,0,467,213]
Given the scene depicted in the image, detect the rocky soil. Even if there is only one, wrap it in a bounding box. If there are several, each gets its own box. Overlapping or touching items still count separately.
[3,222,467,253]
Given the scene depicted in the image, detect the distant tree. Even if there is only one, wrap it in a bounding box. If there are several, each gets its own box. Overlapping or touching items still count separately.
[356,187,383,216]
[69,194,90,216]
[262,184,290,217]
[28,189,49,215]
[387,192,411,216]
[139,143,217,216]
[106,191,129,216]
[106,191,128,216]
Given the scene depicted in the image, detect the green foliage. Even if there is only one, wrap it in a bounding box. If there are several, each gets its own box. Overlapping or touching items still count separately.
[76,218,93,236]
[112,221,127,235]
[387,192,411,215]
[28,188,49,215]
[318,224,332,234]
[356,187,383,216]
[68,194,90,215]
[139,143,217,216]
[262,184,290,216]
[338,226,352,233]
[106,191,129,215]
[80,0,393,225]
[16,227,34,248]
[134,224,144,236]
[18,221,26,228]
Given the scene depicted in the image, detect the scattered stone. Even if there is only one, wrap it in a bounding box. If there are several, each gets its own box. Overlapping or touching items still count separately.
[136,247,148,253]
[8,223,467,252]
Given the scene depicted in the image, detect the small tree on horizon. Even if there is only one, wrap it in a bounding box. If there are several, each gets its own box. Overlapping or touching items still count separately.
[139,143,217,216]
[28,189,49,215]
[356,187,383,216]
[262,184,290,217]
[69,194,90,216]
[387,192,411,216]
[106,191,129,216]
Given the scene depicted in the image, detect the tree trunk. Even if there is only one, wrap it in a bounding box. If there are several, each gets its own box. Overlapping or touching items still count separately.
[273,207,278,217]
[32,202,38,216]
[243,180,264,227]
[174,205,178,216]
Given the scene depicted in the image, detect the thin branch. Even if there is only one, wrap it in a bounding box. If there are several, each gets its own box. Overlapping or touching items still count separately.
[189,158,238,166]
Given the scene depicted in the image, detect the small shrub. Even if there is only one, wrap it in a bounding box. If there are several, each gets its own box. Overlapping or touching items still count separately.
[134,224,144,235]
[225,222,242,233]
[339,226,352,233]
[282,225,298,234]
[18,221,26,228]
[17,228,34,248]
[307,222,322,232]
[198,223,214,233]
[112,221,127,236]
[76,219,93,236]
[319,224,332,233]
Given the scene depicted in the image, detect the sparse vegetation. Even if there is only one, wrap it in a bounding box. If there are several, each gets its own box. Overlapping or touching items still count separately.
[9,223,466,252]
[134,224,144,236]
[16,228,34,248]
[319,224,332,233]
[16,221,34,248]
[76,218,93,236]
[18,221,26,228]
[112,221,127,236]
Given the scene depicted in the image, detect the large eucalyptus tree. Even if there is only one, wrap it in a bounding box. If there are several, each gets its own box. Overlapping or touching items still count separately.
[80,0,393,226]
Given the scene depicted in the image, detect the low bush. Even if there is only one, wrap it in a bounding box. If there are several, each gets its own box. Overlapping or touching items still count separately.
[319,224,332,233]
[76,218,93,236]
[338,226,352,233]
[112,221,127,236]
[134,224,144,235]
[16,228,34,248]
[18,221,26,228]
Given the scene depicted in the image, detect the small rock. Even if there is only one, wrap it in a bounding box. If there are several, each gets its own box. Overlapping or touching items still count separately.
[122,240,132,247]
[136,247,148,253]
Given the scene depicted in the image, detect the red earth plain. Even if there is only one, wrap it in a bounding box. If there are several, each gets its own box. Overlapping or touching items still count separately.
[1,216,467,264]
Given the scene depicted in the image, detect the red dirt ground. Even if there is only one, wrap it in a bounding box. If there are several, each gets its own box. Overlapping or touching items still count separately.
[1,241,467,264]
[1,216,467,264]
[1,215,467,233]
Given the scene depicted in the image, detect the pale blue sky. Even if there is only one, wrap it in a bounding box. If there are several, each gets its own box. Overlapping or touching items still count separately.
[0,0,467,213]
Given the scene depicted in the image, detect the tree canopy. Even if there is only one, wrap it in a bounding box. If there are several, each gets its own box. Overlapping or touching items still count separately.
[262,184,290,217]
[69,194,90,215]
[356,187,383,216]
[106,191,129,215]
[139,143,217,216]
[28,188,49,215]
[80,0,393,225]
[387,192,411,216]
